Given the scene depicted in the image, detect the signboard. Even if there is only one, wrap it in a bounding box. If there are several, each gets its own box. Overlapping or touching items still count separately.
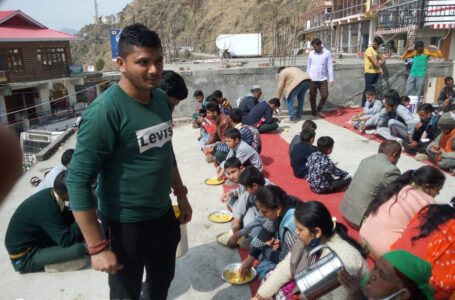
[109,29,122,60]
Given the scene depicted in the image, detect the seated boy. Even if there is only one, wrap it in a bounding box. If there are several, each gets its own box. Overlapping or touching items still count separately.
[290,128,317,179]
[244,98,281,133]
[5,171,87,273]
[220,157,245,209]
[204,102,233,163]
[227,166,270,249]
[400,96,411,110]
[289,119,317,153]
[426,112,455,171]
[438,76,455,112]
[191,90,206,128]
[404,103,440,157]
[199,103,217,151]
[376,91,417,143]
[212,90,232,115]
[307,136,351,194]
[229,108,262,154]
[340,141,401,229]
[352,90,382,128]
[219,128,263,178]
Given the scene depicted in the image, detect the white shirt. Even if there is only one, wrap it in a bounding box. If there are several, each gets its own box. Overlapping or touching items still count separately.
[34,164,66,193]
[307,48,334,82]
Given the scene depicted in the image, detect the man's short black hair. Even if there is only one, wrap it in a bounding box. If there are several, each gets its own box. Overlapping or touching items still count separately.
[277,66,286,74]
[238,166,265,188]
[418,103,434,114]
[384,89,400,105]
[365,90,376,97]
[224,157,242,170]
[311,38,322,46]
[300,128,315,143]
[445,76,454,83]
[225,128,241,141]
[194,89,204,97]
[61,149,74,167]
[206,94,218,104]
[118,24,162,58]
[206,101,220,114]
[268,98,281,107]
[159,70,188,100]
[229,108,243,123]
[317,136,334,153]
[415,41,424,49]
[400,95,410,104]
[302,120,317,131]
[212,90,223,98]
[54,170,68,196]
[374,36,384,45]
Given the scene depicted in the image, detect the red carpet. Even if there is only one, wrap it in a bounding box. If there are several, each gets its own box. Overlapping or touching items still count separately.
[223,132,360,295]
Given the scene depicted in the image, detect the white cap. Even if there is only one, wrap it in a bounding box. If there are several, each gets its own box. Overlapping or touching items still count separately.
[251,84,261,91]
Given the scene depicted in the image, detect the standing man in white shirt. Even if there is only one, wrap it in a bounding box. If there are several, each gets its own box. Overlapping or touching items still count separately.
[307,38,334,118]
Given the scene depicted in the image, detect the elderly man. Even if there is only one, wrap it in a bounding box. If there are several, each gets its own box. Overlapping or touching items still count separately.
[239,85,262,123]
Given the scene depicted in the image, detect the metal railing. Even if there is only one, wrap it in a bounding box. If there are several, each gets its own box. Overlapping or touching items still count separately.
[424,0,455,25]
[331,2,366,20]
[377,0,424,29]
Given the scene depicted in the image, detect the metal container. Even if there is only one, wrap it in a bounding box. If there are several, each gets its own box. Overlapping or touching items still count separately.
[294,245,344,300]
[173,205,188,258]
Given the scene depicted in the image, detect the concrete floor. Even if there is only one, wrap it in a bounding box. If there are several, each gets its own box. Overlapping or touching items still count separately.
[1,118,454,299]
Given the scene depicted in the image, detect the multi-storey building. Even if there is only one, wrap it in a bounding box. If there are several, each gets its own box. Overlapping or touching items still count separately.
[299,1,333,48]
[0,10,82,130]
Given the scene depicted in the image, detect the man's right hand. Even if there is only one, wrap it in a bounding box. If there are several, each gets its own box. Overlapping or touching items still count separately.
[91,250,123,275]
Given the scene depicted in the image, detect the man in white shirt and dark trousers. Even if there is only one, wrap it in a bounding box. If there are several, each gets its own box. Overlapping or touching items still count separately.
[307,38,334,118]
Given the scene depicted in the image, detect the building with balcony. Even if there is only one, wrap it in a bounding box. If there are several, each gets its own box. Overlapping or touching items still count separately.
[376,0,455,56]
[329,0,388,54]
[0,10,83,131]
[299,1,333,47]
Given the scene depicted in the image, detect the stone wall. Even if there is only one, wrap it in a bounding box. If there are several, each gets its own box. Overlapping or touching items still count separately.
[172,61,452,118]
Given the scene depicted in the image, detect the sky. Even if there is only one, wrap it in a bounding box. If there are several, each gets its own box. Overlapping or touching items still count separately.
[0,0,132,30]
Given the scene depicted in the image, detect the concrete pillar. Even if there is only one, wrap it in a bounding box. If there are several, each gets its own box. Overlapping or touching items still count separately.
[368,19,377,46]
[450,31,455,77]
[357,22,362,52]
[348,24,352,53]
[0,96,7,125]
[65,82,77,106]
[37,86,51,116]
[340,26,344,53]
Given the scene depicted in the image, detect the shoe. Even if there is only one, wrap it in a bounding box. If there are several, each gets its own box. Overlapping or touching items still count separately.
[44,257,87,273]
[317,111,326,118]
[285,119,297,124]
[205,154,216,163]
[365,129,377,135]
[415,153,429,161]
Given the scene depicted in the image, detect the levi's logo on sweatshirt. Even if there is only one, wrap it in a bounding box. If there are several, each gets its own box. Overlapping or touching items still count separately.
[136,121,173,153]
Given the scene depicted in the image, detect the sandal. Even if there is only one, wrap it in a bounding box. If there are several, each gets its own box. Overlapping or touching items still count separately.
[30,176,41,187]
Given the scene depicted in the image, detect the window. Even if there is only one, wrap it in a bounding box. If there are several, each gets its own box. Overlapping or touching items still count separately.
[0,49,24,71]
[36,48,67,67]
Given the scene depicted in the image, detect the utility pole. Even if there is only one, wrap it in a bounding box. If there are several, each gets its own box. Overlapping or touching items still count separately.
[94,0,100,24]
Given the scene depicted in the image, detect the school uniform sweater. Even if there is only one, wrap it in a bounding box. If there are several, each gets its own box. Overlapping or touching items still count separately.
[5,189,82,255]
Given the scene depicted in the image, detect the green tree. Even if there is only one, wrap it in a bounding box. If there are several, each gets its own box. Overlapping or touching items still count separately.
[95,58,105,71]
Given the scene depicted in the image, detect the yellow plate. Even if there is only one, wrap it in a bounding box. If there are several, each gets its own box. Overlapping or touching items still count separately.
[208,211,233,223]
[222,263,257,285]
[216,231,245,246]
[204,177,225,186]
[172,205,181,219]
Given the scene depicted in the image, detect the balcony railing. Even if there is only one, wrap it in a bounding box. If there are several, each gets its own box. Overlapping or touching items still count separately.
[377,0,424,29]
[424,0,455,25]
[331,2,366,20]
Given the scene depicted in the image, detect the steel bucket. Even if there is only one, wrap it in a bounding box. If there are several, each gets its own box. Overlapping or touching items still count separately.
[294,245,344,300]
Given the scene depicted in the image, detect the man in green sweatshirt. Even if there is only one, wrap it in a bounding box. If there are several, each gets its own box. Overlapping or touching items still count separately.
[66,24,192,300]
[5,171,86,273]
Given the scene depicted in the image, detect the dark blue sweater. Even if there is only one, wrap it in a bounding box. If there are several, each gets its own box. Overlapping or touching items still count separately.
[245,101,273,126]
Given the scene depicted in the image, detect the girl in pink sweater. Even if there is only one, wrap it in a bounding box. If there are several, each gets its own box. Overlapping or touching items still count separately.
[360,166,445,259]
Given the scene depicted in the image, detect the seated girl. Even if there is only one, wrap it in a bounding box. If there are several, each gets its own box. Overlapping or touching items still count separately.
[339,250,435,300]
[252,201,368,300]
[239,185,300,280]
[391,197,455,299]
[360,166,446,258]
